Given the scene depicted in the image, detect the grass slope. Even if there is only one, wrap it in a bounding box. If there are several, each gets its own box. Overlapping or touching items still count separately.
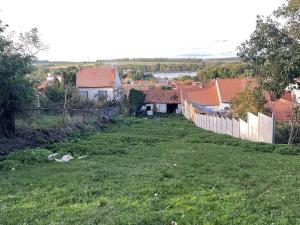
[0,116,300,225]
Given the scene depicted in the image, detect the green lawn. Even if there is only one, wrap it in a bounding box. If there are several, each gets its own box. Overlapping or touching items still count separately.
[1,116,300,225]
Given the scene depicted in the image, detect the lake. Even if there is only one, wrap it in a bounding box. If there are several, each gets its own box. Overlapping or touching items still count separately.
[152,71,197,79]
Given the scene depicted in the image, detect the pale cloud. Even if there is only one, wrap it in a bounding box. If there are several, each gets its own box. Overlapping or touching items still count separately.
[0,0,285,61]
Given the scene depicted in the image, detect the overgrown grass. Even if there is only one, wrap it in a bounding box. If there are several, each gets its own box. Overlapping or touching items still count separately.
[16,113,64,130]
[1,115,300,224]
[15,112,103,131]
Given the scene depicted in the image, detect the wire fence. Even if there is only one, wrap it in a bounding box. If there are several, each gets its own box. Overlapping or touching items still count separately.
[15,106,120,130]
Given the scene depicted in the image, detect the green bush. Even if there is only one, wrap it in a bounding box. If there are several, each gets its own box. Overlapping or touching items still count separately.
[275,122,300,144]
[6,148,52,164]
[274,145,300,155]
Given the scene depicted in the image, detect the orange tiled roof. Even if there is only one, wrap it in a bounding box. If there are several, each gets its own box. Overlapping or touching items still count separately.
[265,99,294,122]
[76,67,116,88]
[217,78,255,103]
[143,89,181,104]
[281,92,293,102]
[182,84,220,106]
[122,82,156,96]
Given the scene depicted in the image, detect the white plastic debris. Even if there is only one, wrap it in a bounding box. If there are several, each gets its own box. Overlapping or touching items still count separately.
[78,155,87,159]
[48,153,73,162]
[48,153,60,161]
[54,154,73,162]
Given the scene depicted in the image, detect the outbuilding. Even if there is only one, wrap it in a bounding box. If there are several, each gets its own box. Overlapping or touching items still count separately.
[142,89,182,115]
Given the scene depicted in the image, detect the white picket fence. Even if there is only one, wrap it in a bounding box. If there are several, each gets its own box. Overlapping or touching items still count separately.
[184,103,275,144]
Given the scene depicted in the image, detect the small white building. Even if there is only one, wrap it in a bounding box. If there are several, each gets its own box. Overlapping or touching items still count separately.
[47,74,62,83]
[142,89,182,115]
[76,67,122,101]
[287,81,300,103]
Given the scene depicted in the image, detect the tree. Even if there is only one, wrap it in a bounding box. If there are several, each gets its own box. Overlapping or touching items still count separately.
[0,21,44,138]
[288,104,300,144]
[231,88,266,120]
[237,0,300,97]
[52,66,77,87]
[238,0,300,144]
[128,89,145,114]
[43,78,65,106]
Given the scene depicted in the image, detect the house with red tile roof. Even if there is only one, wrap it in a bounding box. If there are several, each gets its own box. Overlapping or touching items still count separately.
[142,89,182,115]
[76,67,121,100]
[215,78,256,110]
[265,92,295,122]
[180,78,254,115]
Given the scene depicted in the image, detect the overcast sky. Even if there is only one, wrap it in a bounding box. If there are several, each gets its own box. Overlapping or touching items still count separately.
[1,0,285,61]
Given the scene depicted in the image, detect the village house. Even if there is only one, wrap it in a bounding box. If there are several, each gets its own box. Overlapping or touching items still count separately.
[181,78,254,115]
[142,89,182,115]
[264,91,295,122]
[76,67,122,101]
[215,78,255,110]
[181,81,220,111]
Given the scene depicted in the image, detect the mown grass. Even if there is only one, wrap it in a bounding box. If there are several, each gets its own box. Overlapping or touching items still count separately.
[1,115,300,225]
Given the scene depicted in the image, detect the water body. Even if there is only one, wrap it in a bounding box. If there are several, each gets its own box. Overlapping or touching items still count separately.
[152,71,197,79]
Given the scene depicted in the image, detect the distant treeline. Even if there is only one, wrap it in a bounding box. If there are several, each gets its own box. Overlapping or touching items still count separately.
[33,59,253,82]
[117,63,205,73]
[117,61,255,80]
[195,62,256,82]
[97,58,204,63]
[117,61,256,83]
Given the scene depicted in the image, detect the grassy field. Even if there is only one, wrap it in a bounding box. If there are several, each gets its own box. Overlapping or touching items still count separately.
[1,116,300,224]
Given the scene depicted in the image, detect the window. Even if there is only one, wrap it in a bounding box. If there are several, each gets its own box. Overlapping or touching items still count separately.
[79,91,88,101]
[146,106,151,111]
[98,90,108,97]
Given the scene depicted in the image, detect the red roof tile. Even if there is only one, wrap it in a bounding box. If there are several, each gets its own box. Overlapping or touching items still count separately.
[182,84,220,106]
[143,90,181,104]
[281,92,293,102]
[122,82,156,96]
[76,67,116,88]
[265,99,294,122]
[217,78,255,103]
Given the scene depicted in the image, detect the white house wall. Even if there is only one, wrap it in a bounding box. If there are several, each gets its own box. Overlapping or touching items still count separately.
[292,90,300,103]
[219,102,231,111]
[79,87,114,100]
[176,104,182,114]
[156,104,167,113]
[145,103,181,114]
[114,71,122,88]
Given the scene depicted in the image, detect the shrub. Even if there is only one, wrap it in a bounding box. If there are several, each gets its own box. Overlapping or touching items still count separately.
[6,148,52,164]
[274,145,300,155]
[128,89,145,113]
[275,122,300,144]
